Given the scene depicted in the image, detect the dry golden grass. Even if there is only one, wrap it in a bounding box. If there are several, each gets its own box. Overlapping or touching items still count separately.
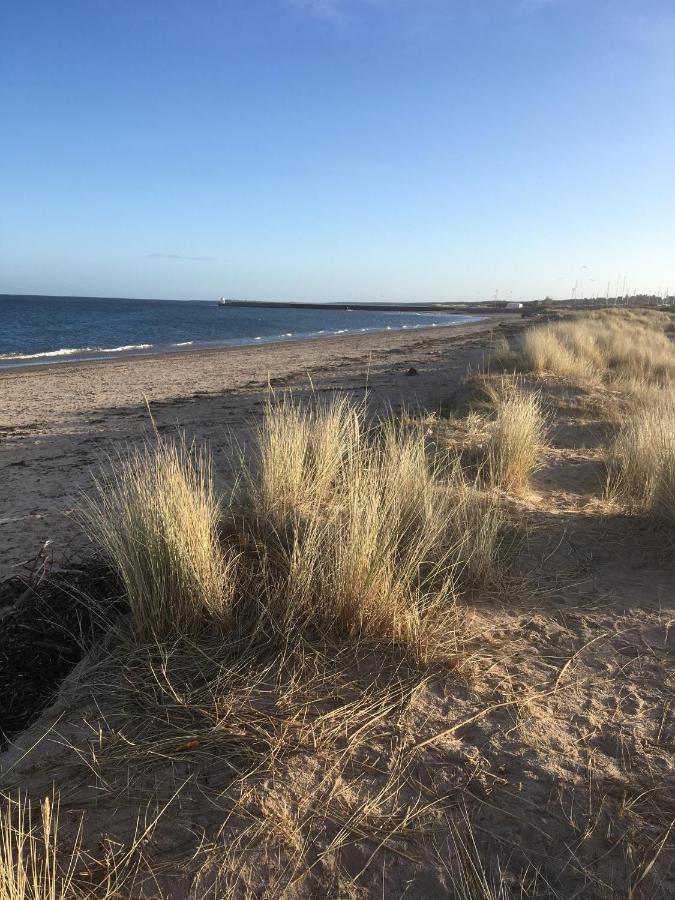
[81,437,237,642]
[486,385,546,493]
[0,791,175,900]
[443,370,514,418]
[237,400,506,662]
[583,307,673,329]
[246,394,361,530]
[607,401,675,525]
[512,309,675,526]
[519,323,591,380]
[0,795,78,900]
[517,309,675,390]
[443,373,547,494]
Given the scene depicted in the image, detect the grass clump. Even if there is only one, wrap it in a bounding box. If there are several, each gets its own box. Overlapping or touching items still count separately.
[607,401,675,524]
[443,373,546,494]
[517,310,675,389]
[443,371,511,418]
[519,324,588,380]
[82,437,236,642]
[237,398,505,662]
[487,387,546,493]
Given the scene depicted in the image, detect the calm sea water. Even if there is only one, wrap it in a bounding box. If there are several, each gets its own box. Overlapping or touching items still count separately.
[0,295,478,368]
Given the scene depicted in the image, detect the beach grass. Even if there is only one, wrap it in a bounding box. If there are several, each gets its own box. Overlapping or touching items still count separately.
[516,308,675,388]
[235,398,505,661]
[80,437,237,641]
[507,307,675,524]
[75,397,506,661]
[486,383,546,493]
[607,398,675,524]
[0,794,78,900]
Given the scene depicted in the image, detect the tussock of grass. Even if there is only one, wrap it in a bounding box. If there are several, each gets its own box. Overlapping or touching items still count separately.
[82,437,236,642]
[443,374,546,494]
[519,322,596,379]
[487,386,546,493]
[443,371,512,418]
[607,402,675,524]
[517,309,675,389]
[447,474,505,584]
[239,403,505,662]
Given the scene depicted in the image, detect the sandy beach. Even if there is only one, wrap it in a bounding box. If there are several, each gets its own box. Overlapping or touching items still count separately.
[0,317,507,578]
[1,308,673,898]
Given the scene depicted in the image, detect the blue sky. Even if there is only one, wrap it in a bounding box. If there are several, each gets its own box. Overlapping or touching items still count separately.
[1,0,674,302]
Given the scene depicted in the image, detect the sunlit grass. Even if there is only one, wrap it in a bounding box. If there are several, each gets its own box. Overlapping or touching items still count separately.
[82,437,237,641]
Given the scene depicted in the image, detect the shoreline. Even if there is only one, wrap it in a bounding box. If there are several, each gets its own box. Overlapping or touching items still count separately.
[0,313,488,372]
[0,315,498,377]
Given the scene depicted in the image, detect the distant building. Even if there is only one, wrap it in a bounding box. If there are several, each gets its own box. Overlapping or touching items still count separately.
[506,301,524,310]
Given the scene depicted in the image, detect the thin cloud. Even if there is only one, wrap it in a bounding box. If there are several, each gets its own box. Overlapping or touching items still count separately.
[288,1,464,29]
[290,0,343,20]
[291,0,569,21]
[145,253,218,262]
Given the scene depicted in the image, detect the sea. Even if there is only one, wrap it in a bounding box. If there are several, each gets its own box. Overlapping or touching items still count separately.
[0,295,479,368]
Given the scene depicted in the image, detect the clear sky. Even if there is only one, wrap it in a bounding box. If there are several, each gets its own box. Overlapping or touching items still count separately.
[1,0,674,302]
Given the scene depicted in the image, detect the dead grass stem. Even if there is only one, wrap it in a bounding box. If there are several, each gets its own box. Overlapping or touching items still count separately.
[0,794,79,900]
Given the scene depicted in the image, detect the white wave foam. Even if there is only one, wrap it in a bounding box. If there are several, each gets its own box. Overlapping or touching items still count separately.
[99,344,152,353]
[0,347,93,361]
[0,343,153,362]
[173,341,194,347]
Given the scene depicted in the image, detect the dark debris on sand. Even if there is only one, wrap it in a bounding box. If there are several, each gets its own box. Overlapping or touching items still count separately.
[0,561,125,746]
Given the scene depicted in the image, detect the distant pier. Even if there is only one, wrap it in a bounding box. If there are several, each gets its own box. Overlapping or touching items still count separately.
[217,299,509,315]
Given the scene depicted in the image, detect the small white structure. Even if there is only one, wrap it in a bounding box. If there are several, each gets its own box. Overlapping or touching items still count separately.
[506,302,524,310]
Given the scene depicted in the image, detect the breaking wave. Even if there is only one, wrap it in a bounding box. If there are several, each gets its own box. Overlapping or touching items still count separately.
[0,343,153,362]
